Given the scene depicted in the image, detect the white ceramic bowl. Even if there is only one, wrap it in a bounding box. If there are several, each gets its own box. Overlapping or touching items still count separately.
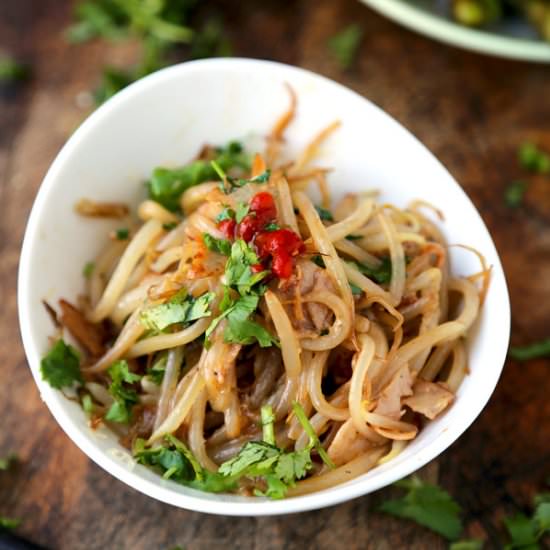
[18,58,510,516]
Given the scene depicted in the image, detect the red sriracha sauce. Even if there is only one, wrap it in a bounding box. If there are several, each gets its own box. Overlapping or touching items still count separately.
[215,191,304,278]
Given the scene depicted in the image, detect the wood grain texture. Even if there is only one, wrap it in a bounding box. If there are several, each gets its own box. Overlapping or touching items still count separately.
[1,0,549,549]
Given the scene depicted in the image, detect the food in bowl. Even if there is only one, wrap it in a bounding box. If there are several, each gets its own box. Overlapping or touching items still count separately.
[39,89,488,499]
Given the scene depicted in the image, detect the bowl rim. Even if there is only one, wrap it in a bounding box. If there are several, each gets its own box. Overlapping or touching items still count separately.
[17,57,511,516]
[360,0,550,63]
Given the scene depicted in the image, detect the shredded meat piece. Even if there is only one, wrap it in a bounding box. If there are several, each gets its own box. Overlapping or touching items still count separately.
[373,364,414,420]
[276,259,335,333]
[120,405,157,449]
[58,299,105,356]
[327,418,371,466]
[75,198,129,218]
[403,379,454,420]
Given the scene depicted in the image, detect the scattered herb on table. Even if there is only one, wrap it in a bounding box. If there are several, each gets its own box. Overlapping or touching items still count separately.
[327,23,363,70]
[505,181,528,208]
[67,0,232,104]
[0,55,30,83]
[378,476,463,540]
[504,493,550,548]
[509,338,550,361]
[518,142,550,174]
[449,540,484,550]
[0,454,18,471]
[0,517,21,530]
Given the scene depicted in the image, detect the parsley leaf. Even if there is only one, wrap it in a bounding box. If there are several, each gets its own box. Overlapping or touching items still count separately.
[518,142,550,174]
[509,338,550,361]
[505,181,528,208]
[147,142,250,211]
[328,23,363,70]
[0,453,17,471]
[203,233,232,256]
[378,476,463,541]
[0,517,21,530]
[40,339,83,389]
[314,205,334,221]
[353,258,392,284]
[83,261,95,278]
[105,360,142,424]
[140,290,214,332]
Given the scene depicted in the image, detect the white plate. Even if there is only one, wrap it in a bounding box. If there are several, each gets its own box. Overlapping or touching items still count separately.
[18,58,510,515]
[361,0,550,62]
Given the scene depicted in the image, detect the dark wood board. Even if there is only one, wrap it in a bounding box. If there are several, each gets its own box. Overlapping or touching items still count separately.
[1,1,549,548]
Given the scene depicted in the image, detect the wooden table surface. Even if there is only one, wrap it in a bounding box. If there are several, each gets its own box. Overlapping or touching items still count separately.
[1,1,549,549]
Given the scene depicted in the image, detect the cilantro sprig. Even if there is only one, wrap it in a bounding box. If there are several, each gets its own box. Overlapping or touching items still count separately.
[212,161,270,194]
[104,360,142,424]
[205,240,277,348]
[140,290,214,332]
[40,339,83,389]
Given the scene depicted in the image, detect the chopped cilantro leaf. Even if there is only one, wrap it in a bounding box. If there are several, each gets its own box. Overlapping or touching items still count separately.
[328,23,363,70]
[82,393,94,415]
[346,234,363,241]
[518,142,550,173]
[216,206,236,223]
[162,221,178,231]
[203,233,232,256]
[350,282,363,296]
[311,255,325,268]
[264,222,279,232]
[134,435,236,493]
[378,476,463,541]
[216,166,271,194]
[505,181,528,208]
[224,240,269,295]
[314,205,334,221]
[354,258,392,284]
[115,227,129,240]
[147,354,167,385]
[83,261,95,278]
[235,202,250,223]
[40,339,83,389]
[140,290,214,332]
[0,517,21,530]
[509,338,550,361]
[105,360,141,424]
[147,142,250,211]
